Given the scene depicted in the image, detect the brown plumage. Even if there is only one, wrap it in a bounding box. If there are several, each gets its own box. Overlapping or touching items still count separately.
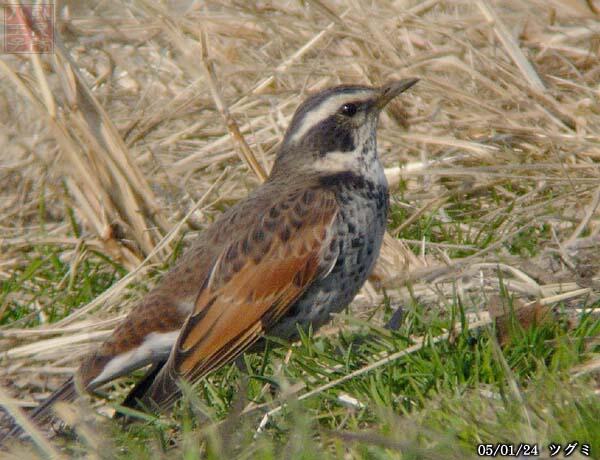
[1,78,418,440]
[142,186,339,410]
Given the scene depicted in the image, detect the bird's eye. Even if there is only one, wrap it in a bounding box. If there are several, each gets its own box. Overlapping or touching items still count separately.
[340,103,358,117]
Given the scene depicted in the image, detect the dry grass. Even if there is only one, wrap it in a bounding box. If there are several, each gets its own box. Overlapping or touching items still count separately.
[0,0,599,456]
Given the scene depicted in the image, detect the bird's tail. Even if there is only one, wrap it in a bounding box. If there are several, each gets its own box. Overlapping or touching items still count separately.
[115,359,166,422]
[0,377,78,444]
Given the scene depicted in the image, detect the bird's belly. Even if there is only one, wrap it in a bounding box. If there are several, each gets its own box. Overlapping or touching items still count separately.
[268,189,387,341]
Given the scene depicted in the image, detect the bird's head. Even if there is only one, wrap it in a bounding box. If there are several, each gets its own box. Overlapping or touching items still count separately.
[270,79,418,179]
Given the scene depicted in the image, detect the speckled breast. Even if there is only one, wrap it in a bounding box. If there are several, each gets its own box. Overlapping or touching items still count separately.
[270,173,389,340]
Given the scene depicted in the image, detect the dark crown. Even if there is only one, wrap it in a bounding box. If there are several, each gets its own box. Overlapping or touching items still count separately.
[270,79,418,177]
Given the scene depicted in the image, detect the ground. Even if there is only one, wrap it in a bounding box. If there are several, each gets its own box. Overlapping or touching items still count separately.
[0,0,599,458]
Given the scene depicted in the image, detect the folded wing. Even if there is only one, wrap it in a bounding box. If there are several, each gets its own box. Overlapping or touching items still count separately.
[139,188,339,411]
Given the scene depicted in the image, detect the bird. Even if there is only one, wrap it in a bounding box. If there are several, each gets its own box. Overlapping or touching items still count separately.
[2,78,418,438]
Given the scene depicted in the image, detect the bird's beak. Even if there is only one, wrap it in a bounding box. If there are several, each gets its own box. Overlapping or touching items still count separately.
[376,78,419,110]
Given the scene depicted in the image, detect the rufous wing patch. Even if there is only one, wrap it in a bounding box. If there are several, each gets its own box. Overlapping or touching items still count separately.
[145,189,339,408]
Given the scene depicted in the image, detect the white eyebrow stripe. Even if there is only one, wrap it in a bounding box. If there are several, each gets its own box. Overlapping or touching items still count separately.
[288,91,374,144]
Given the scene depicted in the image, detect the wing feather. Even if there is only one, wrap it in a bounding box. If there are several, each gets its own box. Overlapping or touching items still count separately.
[141,189,338,410]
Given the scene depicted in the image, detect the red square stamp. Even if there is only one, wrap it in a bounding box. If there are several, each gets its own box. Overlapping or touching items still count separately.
[3,4,54,54]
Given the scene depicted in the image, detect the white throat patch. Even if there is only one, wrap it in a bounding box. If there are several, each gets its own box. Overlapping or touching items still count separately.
[312,151,361,173]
